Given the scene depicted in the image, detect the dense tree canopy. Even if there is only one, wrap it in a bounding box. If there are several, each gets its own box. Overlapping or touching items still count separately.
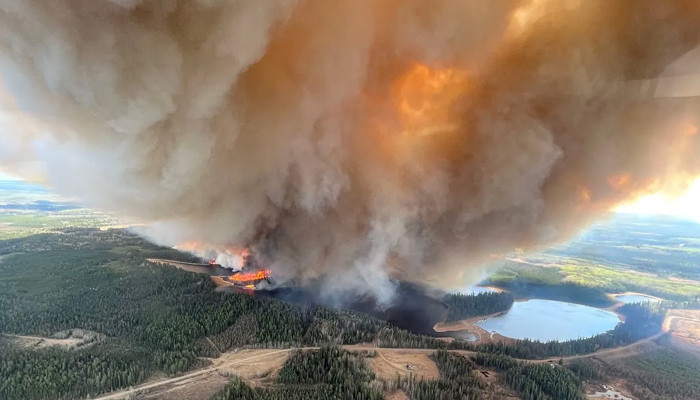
[443,292,514,322]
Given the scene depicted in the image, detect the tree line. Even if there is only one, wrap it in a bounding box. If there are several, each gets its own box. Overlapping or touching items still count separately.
[443,292,514,322]
[0,229,446,399]
[474,352,587,400]
[0,229,679,399]
[399,351,485,400]
[469,302,666,359]
[212,346,383,400]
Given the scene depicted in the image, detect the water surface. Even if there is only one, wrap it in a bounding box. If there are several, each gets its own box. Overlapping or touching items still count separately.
[476,299,620,342]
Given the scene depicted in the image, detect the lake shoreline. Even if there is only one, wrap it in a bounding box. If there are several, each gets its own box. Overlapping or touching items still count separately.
[437,297,624,344]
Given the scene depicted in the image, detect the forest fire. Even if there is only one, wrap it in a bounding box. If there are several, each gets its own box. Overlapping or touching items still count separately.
[222,248,273,289]
[229,269,272,284]
[6,0,695,301]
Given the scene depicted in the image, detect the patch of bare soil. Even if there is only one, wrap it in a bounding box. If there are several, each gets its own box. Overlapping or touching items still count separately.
[664,309,700,351]
[3,329,104,350]
[433,316,514,344]
[215,349,289,385]
[586,379,637,400]
[367,349,440,381]
[141,373,230,400]
[95,349,292,400]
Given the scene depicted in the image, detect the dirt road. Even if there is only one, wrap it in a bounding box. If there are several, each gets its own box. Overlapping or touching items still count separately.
[92,349,291,400]
[92,332,667,400]
[531,331,666,364]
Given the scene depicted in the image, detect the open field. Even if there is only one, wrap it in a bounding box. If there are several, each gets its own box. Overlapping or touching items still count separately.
[138,349,290,400]
[664,310,700,353]
[2,334,84,350]
[90,334,672,400]
[487,214,700,301]
[2,213,698,399]
[213,349,290,384]
[1,330,104,351]
[93,349,293,400]
[490,259,700,301]
[141,374,230,400]
[0,210,119,240]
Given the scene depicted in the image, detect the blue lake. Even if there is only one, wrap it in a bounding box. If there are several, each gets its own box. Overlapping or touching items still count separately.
[476,299,621,342]
[615,294,661,304]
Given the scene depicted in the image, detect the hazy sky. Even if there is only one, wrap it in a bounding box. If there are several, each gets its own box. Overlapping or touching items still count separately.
[615,178,700,222]
[0,170,18,180]
[2,165,699,222]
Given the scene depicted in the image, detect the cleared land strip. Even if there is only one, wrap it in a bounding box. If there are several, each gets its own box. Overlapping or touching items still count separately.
[90,334,664,400]
[1,333,87,350]
[530,331,666,364]
[91,349,293,400]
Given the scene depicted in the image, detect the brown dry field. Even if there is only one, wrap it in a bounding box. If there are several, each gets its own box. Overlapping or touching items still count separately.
[214,349,289,384]
[366,348,440,381]
[141,373,230,400]
[95,306,676,400]
[141,349,290,399]
[664,309,700,350]
[2,333,85,350]
[95,340,667,400]
[94,349,291,400]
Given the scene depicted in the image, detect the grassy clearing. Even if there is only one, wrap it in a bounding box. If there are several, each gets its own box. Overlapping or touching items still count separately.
[0,209,117,240]
[490,260,700,300]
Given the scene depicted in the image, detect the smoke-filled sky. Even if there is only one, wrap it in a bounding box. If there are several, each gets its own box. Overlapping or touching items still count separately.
[1,0,700,303]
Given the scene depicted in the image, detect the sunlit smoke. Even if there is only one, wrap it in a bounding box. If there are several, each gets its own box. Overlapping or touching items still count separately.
[1,0,700,303]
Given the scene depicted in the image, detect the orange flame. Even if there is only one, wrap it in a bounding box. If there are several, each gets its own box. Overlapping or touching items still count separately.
[229,269,272,283]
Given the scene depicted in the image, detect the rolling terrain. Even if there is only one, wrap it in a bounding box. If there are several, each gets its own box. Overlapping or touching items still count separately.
[1,213,699,399]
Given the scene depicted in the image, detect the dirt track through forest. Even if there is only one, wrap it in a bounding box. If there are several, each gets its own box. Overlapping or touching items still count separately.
[91,332,665,400]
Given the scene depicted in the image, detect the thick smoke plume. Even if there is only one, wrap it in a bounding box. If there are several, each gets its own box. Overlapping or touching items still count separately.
[2,0,700,303]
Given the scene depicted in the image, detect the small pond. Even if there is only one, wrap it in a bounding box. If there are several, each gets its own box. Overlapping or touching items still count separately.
[476,299,621,342]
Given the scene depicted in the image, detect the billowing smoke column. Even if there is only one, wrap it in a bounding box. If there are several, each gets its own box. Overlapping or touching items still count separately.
[1,0,700,303]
